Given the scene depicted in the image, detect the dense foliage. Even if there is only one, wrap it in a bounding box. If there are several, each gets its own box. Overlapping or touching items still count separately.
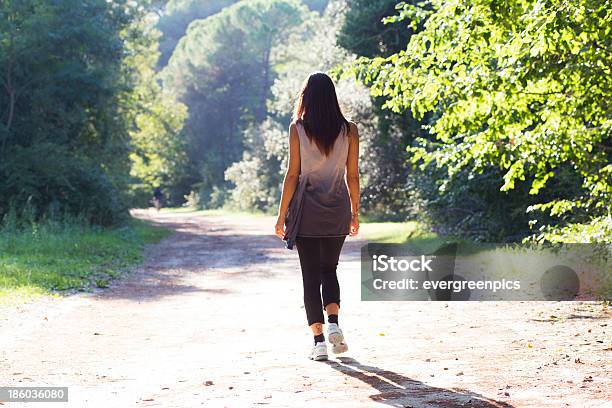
[0,0,187,223]
[0,0,134,224]
[353,0,611,241]
[156,0,238,68]
[124,12,189,206]
[337,0,413,58]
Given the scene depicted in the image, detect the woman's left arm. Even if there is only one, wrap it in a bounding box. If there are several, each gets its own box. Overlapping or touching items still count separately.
[346,122,360,236]
[275,123,301,239]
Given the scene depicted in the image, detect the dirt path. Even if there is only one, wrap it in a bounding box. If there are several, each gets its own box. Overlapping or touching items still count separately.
[0,210,610,408]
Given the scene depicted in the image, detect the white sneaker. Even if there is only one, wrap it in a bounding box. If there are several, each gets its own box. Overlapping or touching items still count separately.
[327,323,348,354]
[310,341,328,361]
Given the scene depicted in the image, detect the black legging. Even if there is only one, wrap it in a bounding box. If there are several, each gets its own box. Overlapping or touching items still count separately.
[295,236,346,326]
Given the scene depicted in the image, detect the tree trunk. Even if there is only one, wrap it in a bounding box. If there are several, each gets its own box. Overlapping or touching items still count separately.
[1,62,15,155]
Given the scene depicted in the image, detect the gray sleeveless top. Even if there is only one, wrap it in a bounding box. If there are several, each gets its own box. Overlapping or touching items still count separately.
[283,121,352,250]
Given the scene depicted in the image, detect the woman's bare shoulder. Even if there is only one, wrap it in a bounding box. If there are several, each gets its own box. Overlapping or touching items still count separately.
[291,120,305,133]
[289,121,301,133]
[288,122,300,145]
[346,121,359,137]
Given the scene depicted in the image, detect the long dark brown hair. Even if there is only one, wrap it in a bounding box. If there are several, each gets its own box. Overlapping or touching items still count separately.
[293,72,349,156]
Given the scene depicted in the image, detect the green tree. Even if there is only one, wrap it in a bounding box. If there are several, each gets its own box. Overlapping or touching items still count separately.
[355,0,611,242]
[122,9,189,206]
[0,0,187,221]
[0,0,134,224]
[156,0,238,68]
[161,0,306,206]
[337,0,413,58]
[156,0,327,69]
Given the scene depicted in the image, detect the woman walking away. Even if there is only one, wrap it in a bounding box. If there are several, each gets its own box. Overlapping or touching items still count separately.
[275,72,360,361]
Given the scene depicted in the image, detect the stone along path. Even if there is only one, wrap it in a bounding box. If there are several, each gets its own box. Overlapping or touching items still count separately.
[0,210,610,407]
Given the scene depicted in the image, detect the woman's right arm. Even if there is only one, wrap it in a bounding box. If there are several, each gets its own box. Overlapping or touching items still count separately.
[346,122,360,236]
[275,123,301,239]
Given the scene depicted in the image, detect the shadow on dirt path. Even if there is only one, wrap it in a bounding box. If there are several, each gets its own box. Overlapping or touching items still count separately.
[328,357,514,408]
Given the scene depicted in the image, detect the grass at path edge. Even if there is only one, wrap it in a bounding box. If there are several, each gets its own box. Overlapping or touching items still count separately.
[0,218,172,306]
